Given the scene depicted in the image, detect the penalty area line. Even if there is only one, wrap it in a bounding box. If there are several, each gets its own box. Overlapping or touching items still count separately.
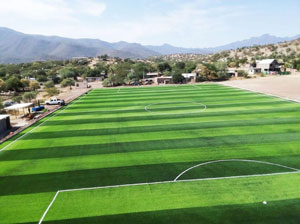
[38,170,300,224]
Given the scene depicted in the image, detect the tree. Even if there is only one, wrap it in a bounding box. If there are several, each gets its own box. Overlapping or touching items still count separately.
[185,62,196,73]
[60,78,75,89]
[172,70,185,84]
[297,64,300,71]
[46,87,59,96]
[198,64,217,81]
[44,81,55,89]
[157,62,172,73]
[109,62,132,85]
[175,62,186,70]
[20,79,30,91]
[6,77,23,92]
[37,75,48,82]
[124,71,139,84]
[215,62,227,73]
[102,78,111,87]
[0,79,6,92]
[23,92,37,103]
[30,80,40,91]
[0,97,3,110]
[59,67,78,79]
[103,74,118,87]
[133,63,150,80]
[49,73,61,84]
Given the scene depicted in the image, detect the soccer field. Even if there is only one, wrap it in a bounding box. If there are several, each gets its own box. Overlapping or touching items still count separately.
[1,84,300,224]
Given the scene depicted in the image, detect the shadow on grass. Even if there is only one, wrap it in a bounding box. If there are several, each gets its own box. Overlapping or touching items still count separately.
[2,132,300,162]
[43,104,297,126]
[21,117,300,140]
[20,198,300,224]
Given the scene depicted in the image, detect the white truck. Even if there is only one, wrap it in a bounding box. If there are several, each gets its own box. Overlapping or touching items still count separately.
[45,98,65,105]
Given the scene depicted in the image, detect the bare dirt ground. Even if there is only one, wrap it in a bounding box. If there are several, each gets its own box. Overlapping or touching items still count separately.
[1,83,90,143]
[221,74,300,102]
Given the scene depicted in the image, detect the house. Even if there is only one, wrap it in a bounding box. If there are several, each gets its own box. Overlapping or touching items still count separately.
[146,72,160,78]
[227,68,238,78]
[182,73,197,82]
[0,115,11,135]
[249,67,262,75]
[256,59,280,74]
[156,76,172,84]
[86,77,104,82]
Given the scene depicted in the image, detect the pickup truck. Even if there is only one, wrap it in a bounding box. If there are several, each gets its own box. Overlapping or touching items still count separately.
[45,98,65,106]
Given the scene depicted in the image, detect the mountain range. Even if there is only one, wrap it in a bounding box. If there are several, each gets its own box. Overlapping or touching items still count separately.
[0,27,299,64]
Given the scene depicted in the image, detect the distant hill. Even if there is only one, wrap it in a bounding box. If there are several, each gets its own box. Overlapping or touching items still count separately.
[0,27,157,63]
[210,34,300,52]
[0,27,299,63]
[145,43,211,55]
[146,34,300,55]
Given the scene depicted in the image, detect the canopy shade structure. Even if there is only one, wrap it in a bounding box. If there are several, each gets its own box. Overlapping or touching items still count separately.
[5,103,33,111]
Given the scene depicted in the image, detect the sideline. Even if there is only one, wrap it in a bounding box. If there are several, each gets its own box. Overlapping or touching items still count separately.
[220,83,300,104]
[0,92,90,152]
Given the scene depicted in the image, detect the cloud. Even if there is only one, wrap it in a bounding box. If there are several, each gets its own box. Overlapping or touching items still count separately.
[91,1,247,46]
[0,0,254,47]
[0,0,106,21]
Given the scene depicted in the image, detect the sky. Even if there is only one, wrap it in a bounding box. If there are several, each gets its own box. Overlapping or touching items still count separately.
[0,0,300,48]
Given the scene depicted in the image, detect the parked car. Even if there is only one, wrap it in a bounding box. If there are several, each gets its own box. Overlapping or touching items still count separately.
[4,101,16,108]
[32,105,45,112]
[45,98,65,106]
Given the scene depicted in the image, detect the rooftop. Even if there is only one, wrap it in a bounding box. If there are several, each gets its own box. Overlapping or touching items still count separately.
[0,114,10,120]
[257,59,275,65]
[5,103,33,110]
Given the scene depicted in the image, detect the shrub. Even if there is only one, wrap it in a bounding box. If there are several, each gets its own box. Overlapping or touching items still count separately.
[30,80,40,91]
[45,87,59,97]
[60,78,75,89]
[12,95,23,103]
[23,92,37,103]
[44,81,55,89]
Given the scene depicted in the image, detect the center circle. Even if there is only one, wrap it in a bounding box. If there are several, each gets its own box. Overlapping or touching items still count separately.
[145,101,207,114]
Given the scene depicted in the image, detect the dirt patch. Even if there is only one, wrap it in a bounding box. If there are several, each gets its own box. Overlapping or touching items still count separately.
[221,74,300,102]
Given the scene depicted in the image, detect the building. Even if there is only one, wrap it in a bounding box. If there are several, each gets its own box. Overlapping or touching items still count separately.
[156,76,172,84]
[182,73,197,82]
[227,68,238,78]
[256,59,280,74]
[249,67,262,75]
[0,115,11,135]
[86,77,105,82]
[146,72,160,78]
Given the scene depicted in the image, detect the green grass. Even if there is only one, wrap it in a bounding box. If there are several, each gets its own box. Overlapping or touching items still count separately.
[0,84,300,224]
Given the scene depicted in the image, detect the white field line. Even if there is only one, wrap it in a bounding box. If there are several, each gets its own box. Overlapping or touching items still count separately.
[0,93,88,152]
[193,85,202,89]
[38,191,60,224]
[174,159,300,181]
[145,101,207,114]
[38,170,300,224]
[117,88,120,94]
[220,83,300,104]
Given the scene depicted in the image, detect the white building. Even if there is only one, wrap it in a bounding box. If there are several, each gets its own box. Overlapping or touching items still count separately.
[182,73,197,82]
[256,59,280,74]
